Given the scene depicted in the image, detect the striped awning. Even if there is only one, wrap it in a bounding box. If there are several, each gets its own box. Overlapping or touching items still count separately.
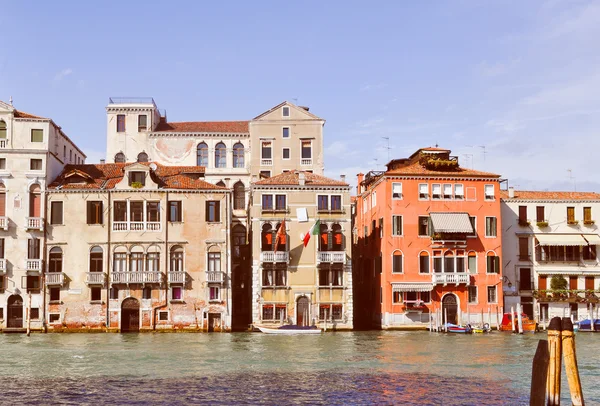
[391,283,434,292]
[583,234,600,245]
[430,212,473,233]
[535,234,587,246]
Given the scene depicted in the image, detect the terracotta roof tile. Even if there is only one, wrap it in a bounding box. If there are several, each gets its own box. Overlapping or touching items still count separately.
[254,170,348,187]
[13,110,47,119]
[49,162,223,191]
[500,190,600,200]
[386,160,500,178]
[153,120,249,133]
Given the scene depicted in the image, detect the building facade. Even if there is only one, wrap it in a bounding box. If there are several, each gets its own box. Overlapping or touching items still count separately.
[0,100,85,331]
[353,148,504,329]
[501,189,600,322]
[250,171,353,330]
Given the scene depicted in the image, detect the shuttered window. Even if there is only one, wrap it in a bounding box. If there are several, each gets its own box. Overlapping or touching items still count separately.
[486,253,500,274]
[0,191,5,217]
[206,201,220,222]
[50,202,63,225]
[27,239,40,259]
[116,115,126,132]
[519,206,527,223]
[392,215,402,236]
[87,201,103,224]
[168,201,182,222]
[31,129,43,142]
[536,206,545,222]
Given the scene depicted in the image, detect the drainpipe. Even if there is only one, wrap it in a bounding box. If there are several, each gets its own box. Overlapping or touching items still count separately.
[42,172,49,333]
[153,190,169,330]
[106,190,111,330]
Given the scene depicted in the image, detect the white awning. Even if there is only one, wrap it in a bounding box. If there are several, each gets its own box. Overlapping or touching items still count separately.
[430,212,473,233]
[391,283,434,292]
[583,234,600,245]
[535,234,587,246]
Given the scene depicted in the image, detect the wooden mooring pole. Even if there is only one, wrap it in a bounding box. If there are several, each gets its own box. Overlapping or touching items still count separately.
[546,317,562,406]
[530,339,549,406]
[561,317,584,406]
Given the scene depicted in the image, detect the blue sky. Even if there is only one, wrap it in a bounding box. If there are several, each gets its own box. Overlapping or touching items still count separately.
[1,1,599,193]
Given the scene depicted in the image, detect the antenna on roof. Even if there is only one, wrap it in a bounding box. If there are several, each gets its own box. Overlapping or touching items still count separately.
[382,137,391,162]
[462,153,473,169]
[567,169,576,192]
[9,96,13,106]
[292,97,298,105]
[479,145,487,169]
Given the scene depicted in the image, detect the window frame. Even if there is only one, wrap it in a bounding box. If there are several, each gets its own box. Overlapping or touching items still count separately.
[443,184,452,199]
[431,183,442,200]
[418,216,430,237]
[138,115,148,132]
[50,201,63,225]
[485,216,497,238]
[484,184,495,201]
[30,159,43,171]
[301,140,312,159]
[205,201,221,223]
[282,127,290,138]
[487,285,498,304]
[418,183,429,200]
[282,106,290,117]
[454,184,464,200]
[468,286,478,304]
[168,201,182,222]
[391,215,403,237]
[282,147,290,160]
[116,115,126,133]
[391,251,403,274]
[392,182,402,200]
[31,129,43,142]
[419,251,430,274]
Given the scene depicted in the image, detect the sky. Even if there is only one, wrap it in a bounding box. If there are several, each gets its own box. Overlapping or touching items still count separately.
[1,0,599,194]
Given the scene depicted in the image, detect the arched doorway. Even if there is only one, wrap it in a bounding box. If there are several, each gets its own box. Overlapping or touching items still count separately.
[296,296,310,326]
[442,294,458,325]
[7,295,23,328]
[121,297,140,332]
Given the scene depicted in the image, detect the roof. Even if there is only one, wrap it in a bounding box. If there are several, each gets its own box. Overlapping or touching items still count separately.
[430,212,474,233]
[254,170,348,187]
[14,110,47,119]
[153,120,249,133]
[386,160,500,178]
[500,190,600,200]
[48,162,225,191]
[535,234,587,246]
[252,101,323,121]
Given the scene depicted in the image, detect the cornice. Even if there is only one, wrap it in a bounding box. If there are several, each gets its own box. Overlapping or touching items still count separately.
[149,132,249,138]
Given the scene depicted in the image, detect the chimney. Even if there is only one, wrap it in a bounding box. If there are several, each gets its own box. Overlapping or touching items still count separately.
[357,173,364,194]
[100,159,105,164]
[298,172,306,186]
[299,106,310,112]
[340,174,346,183]
[508,187,515,198]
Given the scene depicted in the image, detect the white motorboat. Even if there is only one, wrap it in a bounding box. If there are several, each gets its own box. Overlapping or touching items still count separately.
[257,325,322,335]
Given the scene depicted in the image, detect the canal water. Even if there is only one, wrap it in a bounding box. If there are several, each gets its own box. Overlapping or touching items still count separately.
[1,331,599,405]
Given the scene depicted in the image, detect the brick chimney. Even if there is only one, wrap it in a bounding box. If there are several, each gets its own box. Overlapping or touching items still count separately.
[298,172,306,186]
[508,187,515,198]
[357,173,364,194]
[340,174,346,183]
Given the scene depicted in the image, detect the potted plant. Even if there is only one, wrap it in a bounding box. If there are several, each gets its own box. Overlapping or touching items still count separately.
[518,219,531,226]
[131,181,143,189]
[584,219,595,225]
[567,220,579,225]
[537,220,549,228]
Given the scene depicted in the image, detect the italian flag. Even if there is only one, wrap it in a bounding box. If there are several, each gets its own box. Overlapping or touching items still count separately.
[303,220,320,247]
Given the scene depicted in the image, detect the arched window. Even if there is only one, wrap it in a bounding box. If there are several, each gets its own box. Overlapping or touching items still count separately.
[332,224,343,251]
[486,251,500,274]
[468,251,477,274]
[392,250,403,273]
[261,224,273,251]
[170,245,184,272]
[215,142,226,168]
[113,246,128,273]
[90,246,103,273]
[115,152,125,163]
[0,120,6,139]
[130,246,144,272]
[232,224,247,260]
[233,142,244,168]
[137,152,148,163]
[49,247,62,273]
[196,142,208,166]
[319,223,329,251]
[274,222,287,251]
[419,251,430,274]
[444,250,454,273]
[29,184,41,218]
[216,180,226,187]
[147,245,160,273]
[233,181,245,210]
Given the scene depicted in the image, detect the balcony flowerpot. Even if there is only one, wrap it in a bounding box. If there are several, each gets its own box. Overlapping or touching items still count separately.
[131,182,143,189]
[567,220,579,226]
[536,221,549,228]
[518,220,531,227]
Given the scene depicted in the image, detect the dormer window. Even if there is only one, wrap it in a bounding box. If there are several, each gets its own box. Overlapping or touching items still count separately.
[129,171,146,187]
[282,106,290,117]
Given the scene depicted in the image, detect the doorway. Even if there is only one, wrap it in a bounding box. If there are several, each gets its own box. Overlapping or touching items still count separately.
[121,297,140,332]
[7,295,23,328]
[208,313,221,332]
[296,296,310,326]
[442,294,458,325]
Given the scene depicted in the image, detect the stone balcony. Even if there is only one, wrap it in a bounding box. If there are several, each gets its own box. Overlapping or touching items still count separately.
[0,258,5,273]
[86,272,106,285]
[26,217,43,231]
[0,216,7,230]
[432,273,470,286]
[111,272,162,284]
[45,272,65,286]
[168,271,187,284]
[260,251,289,263]
[317,251,346,264]
[25,259,42,272]
[206,272,224,283]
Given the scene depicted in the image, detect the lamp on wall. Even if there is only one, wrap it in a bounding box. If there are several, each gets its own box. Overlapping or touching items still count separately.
[502,276,513,288]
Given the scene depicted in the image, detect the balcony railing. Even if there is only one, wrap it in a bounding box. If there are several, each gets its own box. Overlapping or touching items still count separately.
[112,221,162,232]
[317,251,346,264]
[26,259,42,272]
[261,159,273,166]
[45,272,65,286]
[301,159,312,166]
[432,273,470,285]
[111,272,163,284]
[0,139,7,149]
[0,216,7,230]
[26,217,44,231]
[0,258,5,272]
[431,233,467,243]
[206,272,224,283]
[168,271,186,284]
[533,289,600,303]
[86,272,105,285]
[260,251,289,263]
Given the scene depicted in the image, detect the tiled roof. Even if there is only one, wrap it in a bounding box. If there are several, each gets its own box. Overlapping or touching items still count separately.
[386,160,500,178]
[254,170,348,187]
[49,162,224,191]
[14,110,47,119]
[500,190,600,200]
[153,120,249,133]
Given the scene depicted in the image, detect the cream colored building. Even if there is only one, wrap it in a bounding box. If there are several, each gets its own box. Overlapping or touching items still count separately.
[0,100,85,331]
[45,162,232,332]
[250,171,352,330]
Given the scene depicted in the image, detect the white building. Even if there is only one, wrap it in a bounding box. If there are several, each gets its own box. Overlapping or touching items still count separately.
[0,100,85,331]
[501,188,600,322]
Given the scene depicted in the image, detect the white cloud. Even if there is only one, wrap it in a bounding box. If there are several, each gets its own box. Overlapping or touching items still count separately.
[359,83,387,92]
[53,68,73,83]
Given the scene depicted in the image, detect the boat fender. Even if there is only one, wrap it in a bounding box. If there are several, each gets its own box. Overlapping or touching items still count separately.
[483,323,490,330]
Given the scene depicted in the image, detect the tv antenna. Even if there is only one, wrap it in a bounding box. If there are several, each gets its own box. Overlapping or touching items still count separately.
[462,153,473,169]
[567,169,576,192]
[382,137,392,162]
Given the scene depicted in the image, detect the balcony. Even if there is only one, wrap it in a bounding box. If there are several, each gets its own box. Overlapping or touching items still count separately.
[168,271,187,284]
[112,221,162,232]
[301,158,312,166]
[533,289,599,303]
[111,272,163,284]
[206,272,224,283]
[26,217,44,231]
[431,233,467,245]
[432,273,470,286]
[0,216,7,230]
[0,139,7,149]
[260,251,289,263]
[45,272,65,286]
[261,159,273,166]
[317,251,346,264]
[26,259,42,272]
[0,258,5,272]
[86,272,105,285]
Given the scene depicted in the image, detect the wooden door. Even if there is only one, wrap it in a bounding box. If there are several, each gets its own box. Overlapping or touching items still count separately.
[121,298,140,332]
[7,295,23,328]
[519,268,532,291]
[442,294,458,325]
[29,192,41,217]
[570,276,578,290]
[585,277,595,291]
[538,275,547,290]
[296,296,309,326]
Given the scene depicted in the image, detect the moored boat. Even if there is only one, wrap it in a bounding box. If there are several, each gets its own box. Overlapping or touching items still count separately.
[472,323,491,334]
[257,325,322,335]
[499,313,537,332]
[446,323,472,334]
[575,319,600,332]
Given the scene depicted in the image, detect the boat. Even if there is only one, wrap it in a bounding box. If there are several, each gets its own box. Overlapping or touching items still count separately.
[257,325,322,335]
[575,319,600,332]
[446,323,472,334]
[472,323,491,334]
[499,313,537,332]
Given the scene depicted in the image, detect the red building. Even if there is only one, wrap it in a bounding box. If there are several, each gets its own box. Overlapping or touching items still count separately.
[353,147,504,329]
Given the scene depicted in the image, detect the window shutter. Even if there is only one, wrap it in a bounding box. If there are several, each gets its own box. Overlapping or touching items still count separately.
[216,201,221,222]
[205,201,209,222]
[0,192,5,216]
[98,202,104,224]
[494,256,500,273]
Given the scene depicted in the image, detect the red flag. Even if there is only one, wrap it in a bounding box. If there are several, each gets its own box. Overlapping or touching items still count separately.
[273,219,286,252]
